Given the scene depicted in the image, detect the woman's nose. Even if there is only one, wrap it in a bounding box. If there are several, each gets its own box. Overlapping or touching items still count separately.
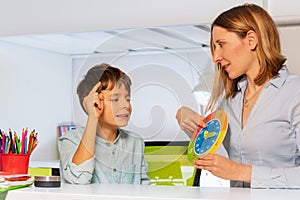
[213,48,222,63]
[213,53,222,63]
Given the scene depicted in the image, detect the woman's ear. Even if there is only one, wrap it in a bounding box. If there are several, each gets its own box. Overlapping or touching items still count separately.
[247,30,258,50]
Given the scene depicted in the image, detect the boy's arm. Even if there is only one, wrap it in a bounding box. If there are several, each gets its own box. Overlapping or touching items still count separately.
[58,132,94,184]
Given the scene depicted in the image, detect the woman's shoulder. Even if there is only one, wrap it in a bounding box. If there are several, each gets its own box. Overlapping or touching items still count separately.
[288,73,300,82]
[273,66,300,91]
[285,72,300,91]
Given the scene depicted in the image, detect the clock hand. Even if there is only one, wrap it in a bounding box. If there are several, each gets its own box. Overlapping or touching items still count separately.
[203,130,216,140]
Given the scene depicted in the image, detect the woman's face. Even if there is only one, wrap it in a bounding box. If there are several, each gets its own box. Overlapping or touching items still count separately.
[99,83,132,129]
[211,26,257,80]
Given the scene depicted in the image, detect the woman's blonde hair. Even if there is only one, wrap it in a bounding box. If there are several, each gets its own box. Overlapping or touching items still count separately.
[206,3,286,111]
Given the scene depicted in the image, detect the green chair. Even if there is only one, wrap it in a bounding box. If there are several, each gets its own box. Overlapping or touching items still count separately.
[147,161,184,185]
[145,144,193,186]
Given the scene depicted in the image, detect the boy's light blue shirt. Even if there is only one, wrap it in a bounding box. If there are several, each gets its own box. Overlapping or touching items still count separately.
[58,128,150,185]
[220,66,300,188]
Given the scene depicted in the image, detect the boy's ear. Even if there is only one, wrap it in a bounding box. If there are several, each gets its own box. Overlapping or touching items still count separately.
[247,30,258,50]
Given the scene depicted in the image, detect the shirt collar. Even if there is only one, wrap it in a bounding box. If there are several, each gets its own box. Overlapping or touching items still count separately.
[237,65,288,91]
[268,65,288,89]
[96,129,122,145]
[237,76,247,92]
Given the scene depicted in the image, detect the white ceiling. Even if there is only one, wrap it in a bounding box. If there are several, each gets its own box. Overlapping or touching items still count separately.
[0,24,211,56]
[0,0,265,36]
[1,0,257,57]
[1,0,299,57]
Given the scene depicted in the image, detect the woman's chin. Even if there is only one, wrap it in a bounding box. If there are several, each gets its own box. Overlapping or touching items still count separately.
[228,72,239,80]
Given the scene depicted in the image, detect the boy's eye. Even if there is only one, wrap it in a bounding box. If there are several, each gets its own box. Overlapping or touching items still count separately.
[109,96,131,102]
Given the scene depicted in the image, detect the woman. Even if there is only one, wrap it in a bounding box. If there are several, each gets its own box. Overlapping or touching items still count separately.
[176,4,300,188]
[58,63,150,185]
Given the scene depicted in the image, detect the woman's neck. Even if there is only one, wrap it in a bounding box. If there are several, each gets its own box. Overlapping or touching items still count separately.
[246,75,269,93]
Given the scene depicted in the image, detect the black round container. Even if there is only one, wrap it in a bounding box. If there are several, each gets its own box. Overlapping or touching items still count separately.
[34,176,61,187]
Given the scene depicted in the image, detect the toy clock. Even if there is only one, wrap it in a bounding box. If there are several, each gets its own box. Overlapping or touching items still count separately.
[187,110,228,163]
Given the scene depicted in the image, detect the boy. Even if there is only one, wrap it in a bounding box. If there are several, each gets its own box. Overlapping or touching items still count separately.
[58,63,150,184]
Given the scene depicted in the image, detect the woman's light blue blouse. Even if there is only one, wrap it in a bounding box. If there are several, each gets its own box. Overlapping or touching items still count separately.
[220,66,300,188]
[58,128,150,185]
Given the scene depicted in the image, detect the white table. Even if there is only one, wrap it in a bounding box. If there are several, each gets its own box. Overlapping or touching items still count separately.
[5,182,300,200]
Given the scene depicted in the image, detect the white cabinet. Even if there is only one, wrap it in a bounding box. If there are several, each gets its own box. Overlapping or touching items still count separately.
[267,0,300,25]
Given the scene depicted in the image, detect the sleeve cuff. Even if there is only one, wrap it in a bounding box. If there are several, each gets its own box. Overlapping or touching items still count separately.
[251,165,271,188]
[69,157,95,177]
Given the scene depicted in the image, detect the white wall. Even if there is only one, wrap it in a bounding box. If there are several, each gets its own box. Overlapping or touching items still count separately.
[278,26,300,75]
[71,48,213,142]
[0,42,72,160]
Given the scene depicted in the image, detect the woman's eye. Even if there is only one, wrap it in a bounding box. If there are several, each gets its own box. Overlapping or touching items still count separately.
[111,98,118,102]
[127,98,131,102]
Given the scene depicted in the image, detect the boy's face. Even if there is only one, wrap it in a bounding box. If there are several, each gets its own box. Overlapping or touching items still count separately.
[99,83,132,128]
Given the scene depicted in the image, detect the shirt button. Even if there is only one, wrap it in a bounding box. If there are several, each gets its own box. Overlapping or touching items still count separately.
[112,151,115,155]
[113,168,116,172]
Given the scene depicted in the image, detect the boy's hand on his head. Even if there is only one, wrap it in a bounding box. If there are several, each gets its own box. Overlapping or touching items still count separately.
[83,82,103,119]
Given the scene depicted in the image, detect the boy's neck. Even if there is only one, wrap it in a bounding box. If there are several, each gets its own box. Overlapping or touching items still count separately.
[97,126,119,143]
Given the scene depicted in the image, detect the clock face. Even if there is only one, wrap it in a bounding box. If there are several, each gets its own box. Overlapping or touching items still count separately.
[187,110,228,163]
[194,119,220,155]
